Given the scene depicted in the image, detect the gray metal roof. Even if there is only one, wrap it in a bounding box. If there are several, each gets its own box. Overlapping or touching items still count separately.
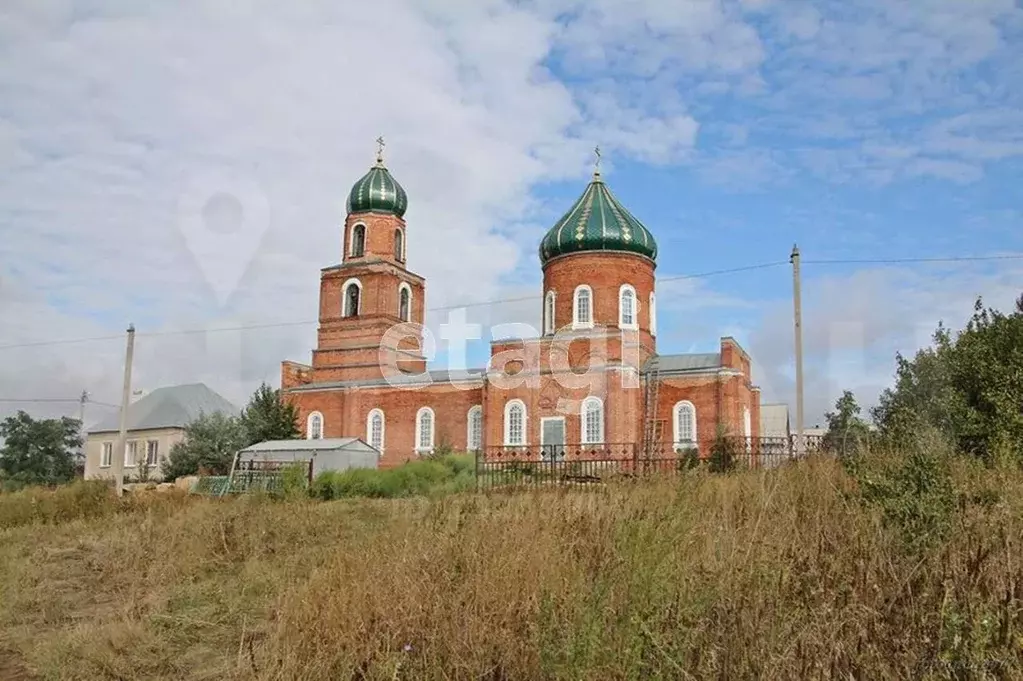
[240,437,366,452]
[643,353,722,373]
[89,383,240,434]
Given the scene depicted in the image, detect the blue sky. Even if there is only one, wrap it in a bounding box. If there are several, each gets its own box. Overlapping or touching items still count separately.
[0,0,1021,428]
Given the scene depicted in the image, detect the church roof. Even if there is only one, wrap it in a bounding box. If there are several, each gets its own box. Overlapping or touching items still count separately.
[346,159,408,218]
[643,353,722,373]
[89,383,240,434]
[539,170,657,266]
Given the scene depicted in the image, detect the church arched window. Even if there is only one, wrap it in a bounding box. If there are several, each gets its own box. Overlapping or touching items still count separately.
[581,396,604,445]
[504,399,526,446]
[350,224,366,258]
[673,401,697,450]
[544,290,556,335]
[619,284,637,330]
[467,405,483,452]
[367,408,385,454]
[342,278,362,317]
[394,228,404,261]
[307,412,323,439]
[398,283,412,322]
[573,285,593,329]
[415,407,435,453]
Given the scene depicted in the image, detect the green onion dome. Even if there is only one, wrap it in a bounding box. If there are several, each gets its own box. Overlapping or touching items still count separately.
[346,157,408,218]
[539,170,657,265]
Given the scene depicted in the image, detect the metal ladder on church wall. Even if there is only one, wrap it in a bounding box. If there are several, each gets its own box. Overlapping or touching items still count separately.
[642,359,666,461]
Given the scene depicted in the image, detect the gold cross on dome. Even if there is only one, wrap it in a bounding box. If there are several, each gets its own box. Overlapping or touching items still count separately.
[375,136,385,164]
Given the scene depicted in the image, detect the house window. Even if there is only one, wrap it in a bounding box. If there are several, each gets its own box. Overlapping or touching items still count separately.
[307,412,324,439]
[544,290,556,335]
[673,401,697,449]
[398,283,411,322]
[125,440,138,467]
[101,441,112,468]
[415,407,434,453]
[367,409,385,454]
[649,291,657,336]
[342,279,361,317]
[573,285,593,329]
[467,405,483,451]
[146,440,159,467]
[581,397,604,445]
[619,285,637,329]
[504,399,526,446]
[351,224,366,257]
[394,228,404,261]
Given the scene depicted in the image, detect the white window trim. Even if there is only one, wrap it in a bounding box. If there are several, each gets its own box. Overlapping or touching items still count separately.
[366,408,385,454]
[341,277,362,317]
[146,440,159,467]
[349,222,367,257]
[124,439,138,467]
[580,396,605,445]
[672,401,697,448]
[573,284,594,330]
[467,405,483,451]
[101,441,112,468]
[503,399,527,446]
[307,411,324,439]
[649,291,657,336]
[544,290,556,335]
[398,282,413,322]
[415,406,435,453]
[619,284,639,330]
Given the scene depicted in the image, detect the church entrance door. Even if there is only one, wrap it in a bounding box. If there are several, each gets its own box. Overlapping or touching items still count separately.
[541,417,566,462]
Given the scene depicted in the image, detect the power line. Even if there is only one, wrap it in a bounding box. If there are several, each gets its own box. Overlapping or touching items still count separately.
[802,254,1023,265]
[0,260,790,350]
[0,254,1017,352]
[0,398,119,408]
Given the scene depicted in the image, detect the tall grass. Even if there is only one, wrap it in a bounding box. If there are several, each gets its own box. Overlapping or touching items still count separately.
[1,453,1021,680]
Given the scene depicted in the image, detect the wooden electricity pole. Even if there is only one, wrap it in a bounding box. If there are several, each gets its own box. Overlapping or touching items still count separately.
[790,245,805,456]
[112,324,136,495]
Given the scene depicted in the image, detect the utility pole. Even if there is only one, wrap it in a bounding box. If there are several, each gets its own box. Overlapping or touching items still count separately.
[790,245,805,457]
[112,324,136,496]
[79,390,88,426]
[78,390,88,468]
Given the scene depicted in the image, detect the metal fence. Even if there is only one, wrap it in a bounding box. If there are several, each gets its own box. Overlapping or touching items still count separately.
[475,435,827,490]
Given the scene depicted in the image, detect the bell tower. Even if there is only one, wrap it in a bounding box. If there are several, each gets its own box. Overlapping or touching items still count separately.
[311,139,427,382]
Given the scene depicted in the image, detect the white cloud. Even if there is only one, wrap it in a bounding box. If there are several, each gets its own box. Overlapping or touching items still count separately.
[748,260,1023,426]
[0,0,1020,427]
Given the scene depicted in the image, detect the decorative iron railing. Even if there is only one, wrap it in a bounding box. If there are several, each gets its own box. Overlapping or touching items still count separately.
[476,434,831,489]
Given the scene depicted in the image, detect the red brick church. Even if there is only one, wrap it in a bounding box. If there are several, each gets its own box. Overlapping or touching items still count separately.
[280,147,761,465]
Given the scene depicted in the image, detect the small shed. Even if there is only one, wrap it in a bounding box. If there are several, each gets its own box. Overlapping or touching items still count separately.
[236,438,379,479]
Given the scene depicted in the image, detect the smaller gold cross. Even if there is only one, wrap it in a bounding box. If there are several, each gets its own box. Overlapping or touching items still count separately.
[376,136,385,164]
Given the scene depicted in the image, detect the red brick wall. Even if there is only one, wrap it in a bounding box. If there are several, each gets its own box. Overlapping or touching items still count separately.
[541,252,656,364]
[343,212,408,266]
[285,383,484,468]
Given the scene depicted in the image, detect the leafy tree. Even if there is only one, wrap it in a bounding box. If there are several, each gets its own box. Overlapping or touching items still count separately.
[0,411,81,488]
[239,382,300,446]
[872,294,1023,462]
[161,411,248,480]
[822,390,872,456]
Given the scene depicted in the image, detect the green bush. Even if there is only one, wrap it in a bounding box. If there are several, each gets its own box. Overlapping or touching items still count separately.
[311,454,475,500]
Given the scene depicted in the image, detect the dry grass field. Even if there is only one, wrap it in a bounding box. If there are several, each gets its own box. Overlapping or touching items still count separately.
[1,451,1022,680]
